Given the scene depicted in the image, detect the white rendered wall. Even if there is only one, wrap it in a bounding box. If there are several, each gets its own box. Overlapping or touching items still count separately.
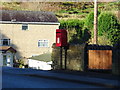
[28,59,52,70]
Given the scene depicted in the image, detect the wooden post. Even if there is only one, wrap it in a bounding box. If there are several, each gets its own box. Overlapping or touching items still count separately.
[94,0,98,44]
[64,47,67,70]
[60,47,62,69]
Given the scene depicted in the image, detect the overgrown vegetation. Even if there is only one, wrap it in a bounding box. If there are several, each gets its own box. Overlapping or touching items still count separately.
[85,11,101,31]
[98,13,120,45]
[14,57,28,68]
[59,19,91,44]
[59,11,120,45]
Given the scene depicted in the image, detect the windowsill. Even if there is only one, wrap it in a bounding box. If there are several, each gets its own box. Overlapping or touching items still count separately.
[38,47,50,48]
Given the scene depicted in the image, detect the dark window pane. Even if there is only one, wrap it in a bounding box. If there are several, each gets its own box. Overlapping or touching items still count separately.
[22,24,28,30]
[1,39,10,46]
[3,40,8,45]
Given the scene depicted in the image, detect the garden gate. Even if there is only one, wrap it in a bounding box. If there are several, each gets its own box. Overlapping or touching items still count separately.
[86,45,112,70]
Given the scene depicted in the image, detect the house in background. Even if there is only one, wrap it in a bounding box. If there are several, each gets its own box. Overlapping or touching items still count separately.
[0,46,16,67]
[0,10,60,66]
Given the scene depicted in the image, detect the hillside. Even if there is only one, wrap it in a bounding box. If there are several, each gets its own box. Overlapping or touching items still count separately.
[0,2,119,20]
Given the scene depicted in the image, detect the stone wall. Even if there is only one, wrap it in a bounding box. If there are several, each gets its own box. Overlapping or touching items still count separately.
[52,43,120,75]
[52,43,86,71]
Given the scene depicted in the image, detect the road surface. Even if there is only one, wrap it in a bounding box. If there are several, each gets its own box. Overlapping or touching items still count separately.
[1,67,105,88]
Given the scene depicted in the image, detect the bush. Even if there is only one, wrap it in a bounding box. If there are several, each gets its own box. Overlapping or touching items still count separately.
[84,11,120,45]
[98,13,118,35]
[19,64,23,68]
[108,28,120,45]
[59,19,84,32]
[98,12,120,45]
[84,12,94,30]
[85,11,100,30]
[59,19,90,44]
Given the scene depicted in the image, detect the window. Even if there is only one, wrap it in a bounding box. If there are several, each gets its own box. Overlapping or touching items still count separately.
[38,40,49,47]
[22,24,28,30]
[1,39,10,46]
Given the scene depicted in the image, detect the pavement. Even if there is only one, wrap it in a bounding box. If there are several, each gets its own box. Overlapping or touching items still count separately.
[2,67,120,88]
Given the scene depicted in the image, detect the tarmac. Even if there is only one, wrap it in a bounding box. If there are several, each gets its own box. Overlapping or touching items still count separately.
[2,67,120,89]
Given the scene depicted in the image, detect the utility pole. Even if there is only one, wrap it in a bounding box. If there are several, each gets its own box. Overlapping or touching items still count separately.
[94,0,98,44]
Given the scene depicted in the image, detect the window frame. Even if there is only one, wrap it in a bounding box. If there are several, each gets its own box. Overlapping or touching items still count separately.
[1,39,10,46]
[22,24,28,30]
[38,40,49,48]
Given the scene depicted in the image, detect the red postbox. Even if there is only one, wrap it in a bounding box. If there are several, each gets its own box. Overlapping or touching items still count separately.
[56,29,68,47]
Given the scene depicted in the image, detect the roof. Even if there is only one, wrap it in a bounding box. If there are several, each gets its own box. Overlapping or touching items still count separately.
[29,53,51,62]
[0,10,59,23]
[0,46,16,53]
